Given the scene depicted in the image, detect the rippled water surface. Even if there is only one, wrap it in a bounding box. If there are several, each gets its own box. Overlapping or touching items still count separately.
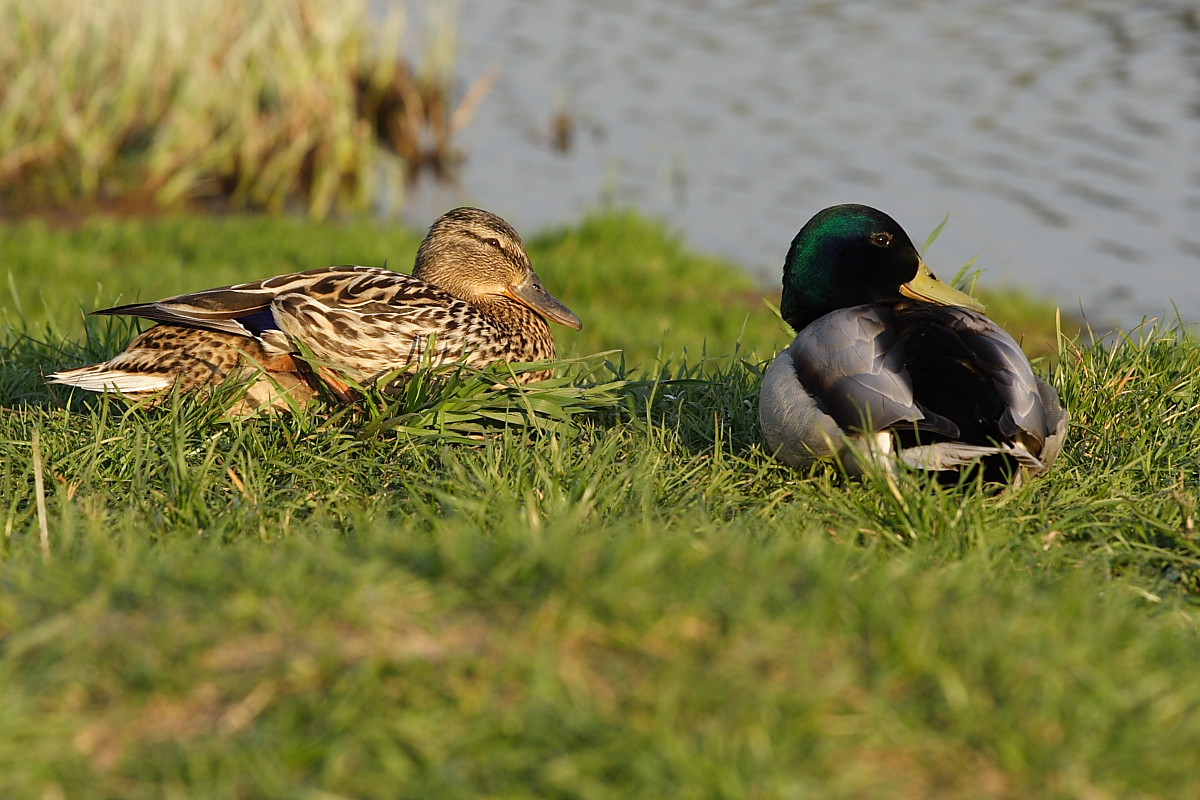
[399,0,1200,328]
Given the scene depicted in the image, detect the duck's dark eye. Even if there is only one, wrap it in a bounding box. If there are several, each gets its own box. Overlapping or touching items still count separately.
[870,232,893,247]
[484,237,502,249]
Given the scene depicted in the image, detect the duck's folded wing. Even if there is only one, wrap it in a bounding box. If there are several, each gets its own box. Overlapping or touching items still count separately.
[788,306,928,432]
[92,289,275,337]
[941,307,1054,448]
[88,266,402,338]
[760,306,931,466]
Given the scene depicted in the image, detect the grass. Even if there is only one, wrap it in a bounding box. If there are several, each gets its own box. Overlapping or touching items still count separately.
[0,0,483,217]
[1,212,1198,798]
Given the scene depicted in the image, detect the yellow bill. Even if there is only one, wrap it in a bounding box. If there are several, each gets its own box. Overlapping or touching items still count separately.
[899,261,986,311]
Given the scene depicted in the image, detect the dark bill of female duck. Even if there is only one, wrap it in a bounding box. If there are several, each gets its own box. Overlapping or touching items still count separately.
[503,270,582,330]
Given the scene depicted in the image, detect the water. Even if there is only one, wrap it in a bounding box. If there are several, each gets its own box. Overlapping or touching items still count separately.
[398,0,1200,329]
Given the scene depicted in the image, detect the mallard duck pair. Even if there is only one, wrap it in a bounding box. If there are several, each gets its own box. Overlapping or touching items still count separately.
[51,207,582,414]
[52,202,1065,481]
[760,204,1067,482]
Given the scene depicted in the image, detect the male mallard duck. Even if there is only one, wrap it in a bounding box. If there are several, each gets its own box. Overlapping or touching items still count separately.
[759,204,1067,481]
[50,207,582,414]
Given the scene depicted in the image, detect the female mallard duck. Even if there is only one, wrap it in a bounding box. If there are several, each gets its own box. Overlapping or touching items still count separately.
[759,204,1067,481]
[50,207,582,414]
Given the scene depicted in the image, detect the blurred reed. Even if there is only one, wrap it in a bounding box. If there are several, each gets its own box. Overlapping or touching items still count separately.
[0,0,490,218]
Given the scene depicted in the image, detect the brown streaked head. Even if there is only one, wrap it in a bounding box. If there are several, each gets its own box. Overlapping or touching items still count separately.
[413,207,582,330]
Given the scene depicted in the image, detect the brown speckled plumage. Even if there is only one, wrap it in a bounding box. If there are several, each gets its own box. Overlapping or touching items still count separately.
[50,207,582,413]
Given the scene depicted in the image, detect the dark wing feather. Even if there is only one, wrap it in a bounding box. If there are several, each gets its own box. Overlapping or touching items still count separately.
[957,313,1047,443]
[787,305,926,433]
[890,301,1064,466]
[93,289,275,337]
[88,266,411,339]
[913,304,1049,447]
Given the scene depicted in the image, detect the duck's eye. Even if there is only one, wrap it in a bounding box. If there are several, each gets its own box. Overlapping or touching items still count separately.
[870,232,894,247]
[484,237,502,250]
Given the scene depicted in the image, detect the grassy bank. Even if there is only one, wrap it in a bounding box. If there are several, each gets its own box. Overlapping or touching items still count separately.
[1,213,1198,798]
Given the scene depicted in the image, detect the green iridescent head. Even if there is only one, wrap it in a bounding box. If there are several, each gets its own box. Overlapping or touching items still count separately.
[779,204,983,330]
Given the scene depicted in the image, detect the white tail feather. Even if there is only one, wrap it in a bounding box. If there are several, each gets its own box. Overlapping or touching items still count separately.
[898,442,1045,472]
[49,367,174,394]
